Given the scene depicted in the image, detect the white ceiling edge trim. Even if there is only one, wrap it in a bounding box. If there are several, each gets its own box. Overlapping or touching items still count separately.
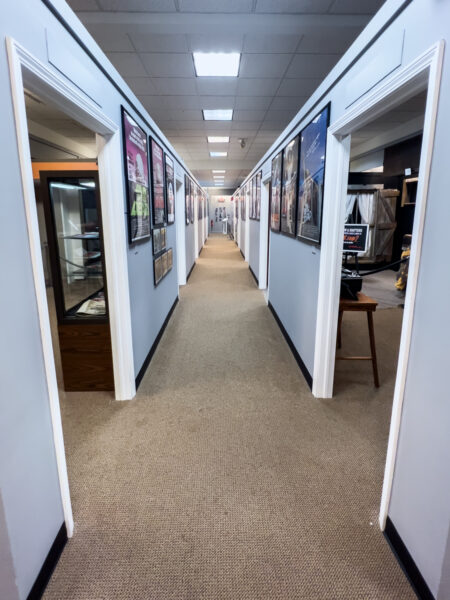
[27,119,96,159]
[233,0,411,192]
[46,0,204,190]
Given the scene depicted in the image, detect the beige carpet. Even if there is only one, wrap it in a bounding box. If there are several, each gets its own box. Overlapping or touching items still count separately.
[44,234,414,599]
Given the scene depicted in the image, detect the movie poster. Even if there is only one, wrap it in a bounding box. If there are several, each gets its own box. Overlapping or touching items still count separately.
[281,136,299,237]
[150,138,166,226]
[165,154,175,224]
[297,105,330,244]
[121,108,151,243]
[270,151,283,232]
[184,174,190,225]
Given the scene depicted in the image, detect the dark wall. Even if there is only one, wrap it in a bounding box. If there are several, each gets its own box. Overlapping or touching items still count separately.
[383,134,423,176]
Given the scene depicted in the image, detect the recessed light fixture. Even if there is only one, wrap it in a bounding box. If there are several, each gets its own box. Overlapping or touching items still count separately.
[210,151,227,157]
[212,170,226,173]
[213,175,225,178]
[203,109,233,121]
[207,136,230,143]
[193,52,240,77]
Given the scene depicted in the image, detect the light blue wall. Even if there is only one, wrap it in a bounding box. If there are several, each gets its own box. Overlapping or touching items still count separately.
[185,220,196,277]
[239,214,245,256]
[248,219,260,281]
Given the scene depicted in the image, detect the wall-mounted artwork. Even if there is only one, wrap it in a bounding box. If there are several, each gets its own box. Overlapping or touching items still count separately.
[150,138,166,226]
[297,104,330,245]
[153,255,163,286]
[167,248,173,270]
[121,107,151,244]
[270,151,283,232]
[240,185,246,221]
[152,227,161,255]
[190,179,194,224]
[161,227,166,250]
[184,174,190,225]
[165,154,175,224]
[281,136,299,237]
[235,193,239,219]
[256,171,261,221]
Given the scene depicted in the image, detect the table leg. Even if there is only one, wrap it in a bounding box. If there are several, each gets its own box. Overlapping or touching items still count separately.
[337,310,343,349]
[367,311,380,387]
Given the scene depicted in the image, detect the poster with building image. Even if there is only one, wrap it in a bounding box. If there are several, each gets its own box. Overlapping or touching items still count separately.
[121,107,151,243]
[297,104,330,245]
[281,136,299,237]
[150,138,166,226]
[270,151,283,232]
[165,154,175,224]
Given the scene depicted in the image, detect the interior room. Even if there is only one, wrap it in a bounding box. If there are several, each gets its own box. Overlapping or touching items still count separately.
[335,89,426,397]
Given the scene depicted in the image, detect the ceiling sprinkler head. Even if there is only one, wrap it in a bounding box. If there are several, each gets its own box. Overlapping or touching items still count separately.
[239,138,246,149]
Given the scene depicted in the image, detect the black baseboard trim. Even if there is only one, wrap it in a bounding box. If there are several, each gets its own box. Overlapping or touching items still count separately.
[240,249,245,259]
[268,301,313,390]
[384,517,435,600]
[135,297,179,390]
[27,523,67,600]
[249,265,259,286]
[198,246,203,256]
[186,262,196,282]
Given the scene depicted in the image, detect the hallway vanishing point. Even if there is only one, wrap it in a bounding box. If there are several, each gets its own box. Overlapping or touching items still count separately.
[44,234,414,599]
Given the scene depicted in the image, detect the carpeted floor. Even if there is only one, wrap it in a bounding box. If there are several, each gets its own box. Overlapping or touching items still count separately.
[44,234,414,599]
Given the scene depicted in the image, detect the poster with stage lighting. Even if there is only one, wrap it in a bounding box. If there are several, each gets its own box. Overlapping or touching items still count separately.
[150,138,166,226]
[184,175,190,225]
[165,154,175,224]
[281,136,299,237]
[121,107,151,244]
[343,224,368,253]
[297,104,330,245]
[270,151,283,232]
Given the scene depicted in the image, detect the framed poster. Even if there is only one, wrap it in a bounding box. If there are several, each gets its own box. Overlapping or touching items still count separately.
[150,138,166,226]
[162,250,168,276]
[165,154,175,224]
[281,136,299,237]
[161,227,166,251]
[152,227,161,255]
[153,255,163,286]
[270,151,283,232]
[240,186,246,220]
[190,179,194,223]
[121,107,151,243]
[235,191,239,219]
[256,171,261,221]
[167,247,173,270]
[297,104,330,245]
[184,174,190,225]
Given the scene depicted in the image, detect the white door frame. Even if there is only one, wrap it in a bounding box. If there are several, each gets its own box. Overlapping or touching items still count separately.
[258,177,270,290]
[311,41,444,529]
[7,38,137,536]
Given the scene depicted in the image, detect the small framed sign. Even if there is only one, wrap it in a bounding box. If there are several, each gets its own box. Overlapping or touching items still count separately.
[343,224,369,253]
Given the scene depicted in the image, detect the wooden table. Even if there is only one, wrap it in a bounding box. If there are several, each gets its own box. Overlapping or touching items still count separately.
[336,292,380,387]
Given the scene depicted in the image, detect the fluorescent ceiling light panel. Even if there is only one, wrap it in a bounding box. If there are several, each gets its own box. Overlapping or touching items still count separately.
[210,151,227,157]
[193,52,240,77]
[203,109,233,121]
[208,136,230,143]
[213,176,225,179]
[212,170,226,173]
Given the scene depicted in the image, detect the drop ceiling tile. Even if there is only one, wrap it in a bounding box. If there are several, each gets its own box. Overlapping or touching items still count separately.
[286,53,339,78]
[178,0,253,12]
[140,95,200,110]
[196,78,239,95]
[164,120,205,130]
[237,78,281,96]
[328,0,385,14]
[106,52,147,77]
[276,77,322,97]
[243,33,302,54]
[240,54,292,78]
[255,0,333,13]
[188,33,244,52]
[269,96,307,110]
[297,27,361,53]
[233,109,267,122]
[97,0,176,10]
[67,0,100,9]
[85,26,134,51]
[152,78,197,95]
[125,77,158,94]
[130,33,189,53]
[140,53,195,77]
[198,96,236,110]
[234,96,272,110]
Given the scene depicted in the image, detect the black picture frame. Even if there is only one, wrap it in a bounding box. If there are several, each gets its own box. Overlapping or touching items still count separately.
[165,153,175,225]
[270,150,283,233]
[184,174,190,225]
[256,171,262,221]
[296,103,331,246]
[153,255,163,286]
[121,107,151,244]
[280,136,299,238]
[190,179,194,224]
[150,137,166,227]
[152,227,161,255]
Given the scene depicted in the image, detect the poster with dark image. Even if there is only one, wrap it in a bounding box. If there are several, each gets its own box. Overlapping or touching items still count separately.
[165,154,175,224]
[281,136,299,237]
[270,151,283,232]
[256,171,261,221]
[190,179,194,223]
[152,227,161,255]
[184,174,190,225]
[121,107,151,243]
[150,138,166,226]
[297,104,330,244]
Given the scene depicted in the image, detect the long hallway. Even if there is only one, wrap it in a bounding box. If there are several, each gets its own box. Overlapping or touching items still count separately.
[44,234,413,599]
